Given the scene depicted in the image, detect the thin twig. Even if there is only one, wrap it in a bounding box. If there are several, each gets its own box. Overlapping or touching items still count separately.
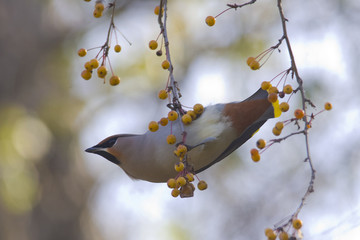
[100,1,117,65]
[227,0,257,9]
[277,0,316,224]
[270,130,305,144]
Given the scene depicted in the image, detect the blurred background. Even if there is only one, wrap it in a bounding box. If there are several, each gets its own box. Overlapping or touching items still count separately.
[0,0,359,239]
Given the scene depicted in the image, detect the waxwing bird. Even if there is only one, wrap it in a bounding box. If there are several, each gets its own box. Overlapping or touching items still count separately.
[86,88,280,183]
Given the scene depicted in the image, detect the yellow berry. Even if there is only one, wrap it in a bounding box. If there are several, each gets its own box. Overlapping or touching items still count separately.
[292,218,303,229]
[294,109,305,119]
[324,102,332,111]
[186,173,194,182]
[162,60,170,69]
[193,103,204,115]
[268,86,279,94]
[267,93,278,103]
[97,65,107,78]
[272,127,281,136]
[249,60,260,70]
[283,84,293,94]
[256,139,266,149]
[149,40,158,50]
[159,117,168,126]
[279,231,289,240]
[205,16,216,26]
[114,44,121,53]
[265,228,277,240]
[171,188,180,197]
[175,162,185,172]
[181,114,192,125]
[168,110,178,121]
[176,144,188,155]
[250,148,259,156]
[158,89,168,100]
[148,121,159,132]
[275,121,284,131]
[247,57,255,66]
[109,75,120,86]
[186,110,197,120]
[78,48,87,57]
[154,6,163,15]
[84,61,93,71]
[267,232,277,240]
[90,58,99,69]
[81,70,92,80]
[167,178,177,188]
[261,81,271,90]
[95,2,105,11]
[173,149,180,157]
[176,177,187,186]
[93,9,102,18]
[265,228,274,237]
[251,153,260,162]
[279,102,290,112]
[197,180,208,190]
[166,134,176,145]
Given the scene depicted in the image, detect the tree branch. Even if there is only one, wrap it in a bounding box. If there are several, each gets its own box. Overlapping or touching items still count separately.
[277,0,316,226]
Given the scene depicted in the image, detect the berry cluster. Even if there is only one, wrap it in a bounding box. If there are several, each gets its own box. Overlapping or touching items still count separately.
[147,37,170,71]
[83,0,106,18]
[93,1,105,18]
[264,218,303,240]
[79,0,129,86]
[246,47,277,71]
[251,100,332,162]
[147,7,172,71]
[249,70,332,162]
[148,98,207,198]
[146,4,210,197]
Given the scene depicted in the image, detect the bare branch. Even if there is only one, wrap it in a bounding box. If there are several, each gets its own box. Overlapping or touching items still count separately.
[277,0,316,226]
[227,0,257,9]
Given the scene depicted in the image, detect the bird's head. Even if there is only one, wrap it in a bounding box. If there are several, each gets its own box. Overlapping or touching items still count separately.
[85,135,122,165]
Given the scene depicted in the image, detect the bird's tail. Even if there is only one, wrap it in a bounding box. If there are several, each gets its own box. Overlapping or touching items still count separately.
[243,88,281,138]
[243,88,281,119]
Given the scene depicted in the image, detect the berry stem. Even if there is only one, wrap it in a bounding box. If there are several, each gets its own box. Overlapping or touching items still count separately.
[114,26,132,46]
[107,54,114,76]
[214,7,232,19]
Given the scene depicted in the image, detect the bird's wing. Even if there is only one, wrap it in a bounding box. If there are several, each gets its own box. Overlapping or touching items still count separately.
[195,118,268,173]
[186,137,217,150]
[195,88,278,173]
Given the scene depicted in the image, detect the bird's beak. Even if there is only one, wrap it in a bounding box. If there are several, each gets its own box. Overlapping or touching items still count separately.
[85,146,120,165]
[85,146,100,153]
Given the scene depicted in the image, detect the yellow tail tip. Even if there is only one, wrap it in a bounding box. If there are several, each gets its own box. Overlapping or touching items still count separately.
[272,99,282,118]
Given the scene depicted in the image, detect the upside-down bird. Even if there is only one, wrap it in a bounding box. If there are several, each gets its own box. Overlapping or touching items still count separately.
[86,88,280,182]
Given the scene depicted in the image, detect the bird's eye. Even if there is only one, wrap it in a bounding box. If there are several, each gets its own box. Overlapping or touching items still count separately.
[96,136,118,148]
[108,138,117,146]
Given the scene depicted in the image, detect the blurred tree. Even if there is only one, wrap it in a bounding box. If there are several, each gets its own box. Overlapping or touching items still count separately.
[0,1,100,239]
